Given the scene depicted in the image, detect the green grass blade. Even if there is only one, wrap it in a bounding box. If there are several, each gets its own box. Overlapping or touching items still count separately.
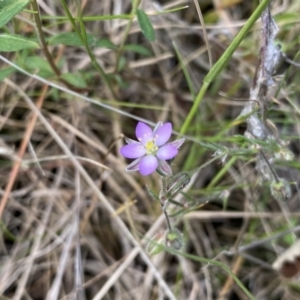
[180,0,271,134]
[165,247,257,300]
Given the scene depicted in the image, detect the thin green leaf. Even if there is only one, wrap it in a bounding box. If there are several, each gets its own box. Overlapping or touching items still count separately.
[59,0,114,95]
[41,14,132,22]
[48,32,95,46]
[0,67,15,81]
[164,247,257,300]
[0,0,30,28]
[173,41,195,98]
[117,57,127,72]
[136,9,155,41]
[180,0,271,134]
[24,56,54,78]
[60,73,87,88]
[123,44,152,56]
[94,39,117,50]
[0,34,39,52]
[114,75,130,89]
[24,56,53,73]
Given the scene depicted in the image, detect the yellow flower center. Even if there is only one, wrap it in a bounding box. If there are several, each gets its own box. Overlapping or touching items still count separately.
[145,140,158,155]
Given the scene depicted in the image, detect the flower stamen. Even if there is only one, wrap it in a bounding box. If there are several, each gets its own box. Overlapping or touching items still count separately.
[145,140,158,154]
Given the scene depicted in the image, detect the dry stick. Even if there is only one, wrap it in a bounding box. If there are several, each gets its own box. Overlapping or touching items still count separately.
[218,256,244,299]
[114,0,139,74]
[46,225,75,300]
[4,81,177,300]
[24,154,110,170]
[0,84,48,218]
[184,211,300,219]
[212,0,237,36]
[13,199,53,300]
[95,226,165,299]
[218,187,251,298]
[193,0,212,68]
[92,248,140,300]
[74,170,85,300]
[59,257,125,300]
[282,53,300,68]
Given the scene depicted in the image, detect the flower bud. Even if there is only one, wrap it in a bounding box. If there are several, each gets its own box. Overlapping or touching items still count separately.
[274,148,294,161]
[270,178,292,201]
[156,159,173,177]
[165,172,191,197]
[164,228,184,251]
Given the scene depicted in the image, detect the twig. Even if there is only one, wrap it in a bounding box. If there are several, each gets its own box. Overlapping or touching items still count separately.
[0,84,48,218]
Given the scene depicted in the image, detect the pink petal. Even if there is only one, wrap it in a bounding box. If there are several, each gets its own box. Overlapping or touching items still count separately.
[156,144,178,160]
[125,137,139,145]
[120,143,146,159]
[153,121,163,136]
[168,138,185,149]
[135,122,153,145]
[139,155,158,176]
[126,158,142,172]
[157,159,173,176]
[154,122,172,146]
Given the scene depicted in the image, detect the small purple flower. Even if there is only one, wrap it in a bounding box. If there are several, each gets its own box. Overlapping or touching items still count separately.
[120,121,184,176]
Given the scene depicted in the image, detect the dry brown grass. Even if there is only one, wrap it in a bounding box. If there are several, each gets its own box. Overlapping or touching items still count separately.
[1,0,300,299]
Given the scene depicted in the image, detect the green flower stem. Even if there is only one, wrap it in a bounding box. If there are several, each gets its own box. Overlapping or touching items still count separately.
[31,0,87,92]
[59,0,116,98]
[31,0,61,77]
[196,150,226,173]
[41,14,132,22]
[40,6,187,22]
[208,156,236,189]
[114,0,141,73]
[180,0,271,135]
[163,209,172,231]
[168,199,185,207]
[173,41,195,98]
[165,247,257,300]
